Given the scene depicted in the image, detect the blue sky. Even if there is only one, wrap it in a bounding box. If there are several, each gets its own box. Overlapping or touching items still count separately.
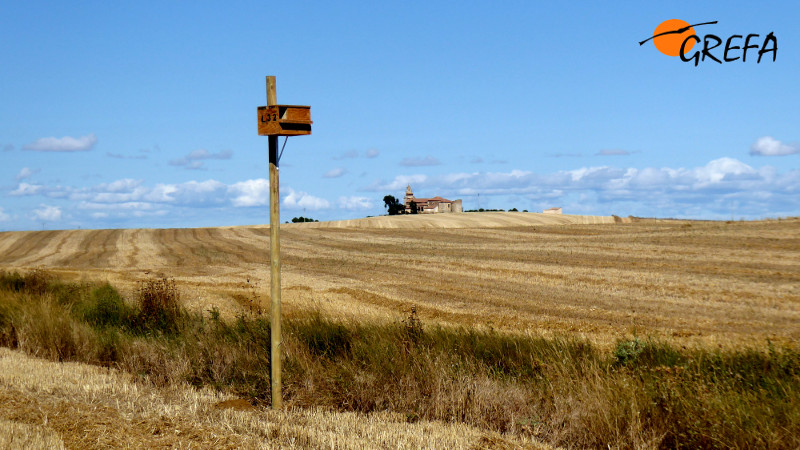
[2,1,799,230]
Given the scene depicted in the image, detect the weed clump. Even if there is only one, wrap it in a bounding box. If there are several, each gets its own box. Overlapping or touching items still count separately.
[0,269,52,296]
[292,311,352,359]
[614,337,645,366]
[135,277,183,334]
[79,284,134,329]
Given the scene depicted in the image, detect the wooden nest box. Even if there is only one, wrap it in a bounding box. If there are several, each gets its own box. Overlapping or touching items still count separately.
[257,105,312,136]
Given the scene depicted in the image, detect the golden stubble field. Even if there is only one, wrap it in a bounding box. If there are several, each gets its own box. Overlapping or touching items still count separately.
[1,347,544,449]
[1,212,798,349]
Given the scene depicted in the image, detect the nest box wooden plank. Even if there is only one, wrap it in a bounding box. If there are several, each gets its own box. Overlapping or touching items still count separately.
[258,105,312,136]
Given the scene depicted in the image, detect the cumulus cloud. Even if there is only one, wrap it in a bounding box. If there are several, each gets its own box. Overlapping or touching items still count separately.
[750,136,799,156]
[365,149,380,158]
[169,149,233,169]
[0,207,10,222]
[10,182,46,196]
[399,156,441,167]
[323,168,347,178]
[15,167,40,181]
[32,205,62,221]
[138,180,228,206]
[366,174,428,191]
[229,179,269,207]
[338,196,372,210]
[693,158,756,185]
[78,201,158,213]
[283,188,330,210]
[23,134,97,152]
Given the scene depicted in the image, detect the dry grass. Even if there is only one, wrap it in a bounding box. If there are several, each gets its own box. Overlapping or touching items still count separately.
[0,347,545,449]
[0,418,65,450]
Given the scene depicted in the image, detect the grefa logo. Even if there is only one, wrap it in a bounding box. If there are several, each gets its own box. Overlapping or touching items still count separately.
[639,20,777,66]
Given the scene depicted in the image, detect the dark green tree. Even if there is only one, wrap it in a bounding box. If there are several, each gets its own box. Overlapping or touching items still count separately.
[383,195,405,215]
[409,200,418,214]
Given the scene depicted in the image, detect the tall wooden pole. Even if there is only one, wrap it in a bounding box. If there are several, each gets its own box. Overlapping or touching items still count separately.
[267,75,282,409]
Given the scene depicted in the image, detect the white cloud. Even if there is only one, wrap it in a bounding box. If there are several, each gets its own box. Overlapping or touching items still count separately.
[228,178,331,210]
[0,207,10,222]
[338,196,372,210]
[365,149,380,158]
[399,156,441,167]
[99,178,143,193]
[229,179,269,207]
[750,136,799,156]
[144,183,179,203]
[147,180,228,206]
[10,182,46,196]
[283,188,330,210]
[323,168,347,178]
[79,201,156,211]
[23,134,97,152]
[170,149,233,169]
[693,157,756,185]
[368,174,428,191]
[32,205,62,221]
[15,167,39,181]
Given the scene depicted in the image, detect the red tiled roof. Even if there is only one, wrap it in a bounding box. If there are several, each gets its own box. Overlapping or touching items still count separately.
[411,197,452,203]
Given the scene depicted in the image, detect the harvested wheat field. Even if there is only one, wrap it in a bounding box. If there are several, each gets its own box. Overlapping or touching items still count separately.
[0,212,798,348]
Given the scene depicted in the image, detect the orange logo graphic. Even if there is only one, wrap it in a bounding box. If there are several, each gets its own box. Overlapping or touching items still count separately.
[652,19,697,56]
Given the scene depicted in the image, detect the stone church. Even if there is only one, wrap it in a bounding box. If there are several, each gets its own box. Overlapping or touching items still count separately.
[404,185,463,214]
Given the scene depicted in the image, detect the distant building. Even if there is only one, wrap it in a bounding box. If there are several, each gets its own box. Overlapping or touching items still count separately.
[404,185,462,214]
[543,207,562,215]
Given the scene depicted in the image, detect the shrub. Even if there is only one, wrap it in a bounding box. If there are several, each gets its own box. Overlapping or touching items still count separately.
[614,337,645,366]
[79,284,134,329]
[136,277,183,334]
[0,269,51,296]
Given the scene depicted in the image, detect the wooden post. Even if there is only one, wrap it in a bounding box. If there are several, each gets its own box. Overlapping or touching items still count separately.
[257,75,310,409]
[267,75,282,410]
